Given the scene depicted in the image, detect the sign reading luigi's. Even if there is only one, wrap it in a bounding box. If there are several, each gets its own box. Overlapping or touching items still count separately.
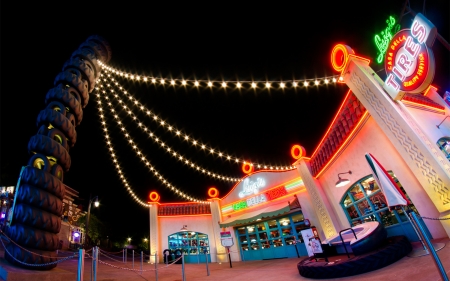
[383,13,437,100]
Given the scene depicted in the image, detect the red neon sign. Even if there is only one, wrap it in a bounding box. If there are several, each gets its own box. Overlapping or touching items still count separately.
[265,186,287,200]
[384,13,436,98]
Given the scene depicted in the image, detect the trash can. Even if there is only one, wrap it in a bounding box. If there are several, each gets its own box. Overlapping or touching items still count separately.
[163,249,172,264]
[174,249,182,264]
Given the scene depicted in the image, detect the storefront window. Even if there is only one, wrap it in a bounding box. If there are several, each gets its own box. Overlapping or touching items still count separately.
[168,231,209,255]
[340,172,417,228]
[437,137,450,160]
[235,211,305,254]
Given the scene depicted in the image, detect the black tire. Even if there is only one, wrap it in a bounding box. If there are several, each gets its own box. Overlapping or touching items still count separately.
[63,57,96,92]
[20,166,65,200]
[54,69,89,107]
[85,35,112,63]
[297,236,412,279]
[47,128,69,151]
[4,242,57,270]
[50,163,64,182]
[45,84,83,125]
[36,109,77,146]
[45,101,67,117]
[12,203,61,233]
[5,223,60,251]
[28,134,71,171]
[27,153,51,173]
[351,222,387,256]
[71,49,100,79]
[16,183,63,216]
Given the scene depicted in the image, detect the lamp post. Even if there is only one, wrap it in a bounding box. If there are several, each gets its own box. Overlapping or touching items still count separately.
[85,195,99,246]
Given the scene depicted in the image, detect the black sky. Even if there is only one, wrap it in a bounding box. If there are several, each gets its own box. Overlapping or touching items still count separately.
[1,1,449,241]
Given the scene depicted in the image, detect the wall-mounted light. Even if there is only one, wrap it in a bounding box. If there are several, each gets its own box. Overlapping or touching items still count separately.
[335,171,352,187]
[437,115,450,128]
[181,225,188,231]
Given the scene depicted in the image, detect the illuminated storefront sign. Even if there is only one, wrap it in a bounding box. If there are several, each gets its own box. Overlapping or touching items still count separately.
[374,16,400,64]
[246,194,267,207]
[239,177,266,198]
[265,186,287,200]
[383,13,437,100]
[222,177,304,214]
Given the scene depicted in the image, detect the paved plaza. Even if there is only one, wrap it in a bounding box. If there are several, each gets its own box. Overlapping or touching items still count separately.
[0,240,450,281]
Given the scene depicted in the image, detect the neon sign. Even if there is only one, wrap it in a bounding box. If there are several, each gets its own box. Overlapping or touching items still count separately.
[266,186,287,200]
[374,16,400,64]
[383,13,436,100]
[239,177,266,198]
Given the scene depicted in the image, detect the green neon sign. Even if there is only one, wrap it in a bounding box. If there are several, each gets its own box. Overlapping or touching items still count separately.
[374,16,401,63]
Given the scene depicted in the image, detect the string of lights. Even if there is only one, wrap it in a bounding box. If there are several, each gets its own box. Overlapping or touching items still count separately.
[100,74,296,171]
[95,86,210,205]
[97,80,242,182]
[100,62,344,90]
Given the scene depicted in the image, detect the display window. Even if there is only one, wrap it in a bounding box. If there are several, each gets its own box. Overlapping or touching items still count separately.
[235,211,308,260]
[339,172,427,241]
[168,231,210,256]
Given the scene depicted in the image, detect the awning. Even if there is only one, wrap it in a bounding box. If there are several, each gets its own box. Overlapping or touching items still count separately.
[219,201,291,228]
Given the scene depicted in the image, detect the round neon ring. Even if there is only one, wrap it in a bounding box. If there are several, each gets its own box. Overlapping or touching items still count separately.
[149,191,160,202]
[331,44,354,72]
[291,145,305,160]
[208,187,219,198]
[242,163,254,174]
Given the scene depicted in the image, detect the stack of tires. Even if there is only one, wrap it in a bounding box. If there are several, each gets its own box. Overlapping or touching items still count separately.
[4,36,111,270]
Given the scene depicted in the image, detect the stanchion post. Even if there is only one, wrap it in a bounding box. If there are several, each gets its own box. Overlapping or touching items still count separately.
[140,251,143,275]
[205,249,210,276]
[182,252,186,281]
[125,248,128,264]
[93,246,98,281]
[155,251,158,281]
[132,249,135,268]
[409,212,449,281]
[77,248,85,281]
[123,249,125,263]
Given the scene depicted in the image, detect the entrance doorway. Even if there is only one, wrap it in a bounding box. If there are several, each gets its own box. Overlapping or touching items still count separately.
[235,212,309,260]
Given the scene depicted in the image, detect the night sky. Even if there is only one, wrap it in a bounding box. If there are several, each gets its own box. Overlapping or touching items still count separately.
[1,1,449,242]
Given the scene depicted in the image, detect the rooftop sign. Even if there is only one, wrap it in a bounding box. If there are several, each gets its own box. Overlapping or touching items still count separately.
[383,13,437,100]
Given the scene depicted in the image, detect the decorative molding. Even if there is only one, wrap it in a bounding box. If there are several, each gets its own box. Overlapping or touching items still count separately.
[350,71,450,206]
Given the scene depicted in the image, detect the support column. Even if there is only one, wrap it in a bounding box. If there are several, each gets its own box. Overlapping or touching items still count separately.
[296,160,339,240]
[208,198,227,263]
[148,203,159,263]
[342,56,450,236]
